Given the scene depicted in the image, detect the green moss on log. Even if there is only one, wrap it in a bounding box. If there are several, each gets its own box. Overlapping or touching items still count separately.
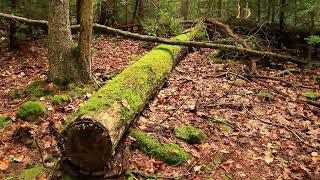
[175,125,207,144]
[76,25,202,123]
[18,166,46,180]
[16,101,46,121]
[302,91,320,100]
[130,129,189,165]
[0,116,10,130]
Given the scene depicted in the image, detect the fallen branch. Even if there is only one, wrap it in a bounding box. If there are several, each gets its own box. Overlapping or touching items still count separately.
[0,12,307,65]
[244,74,293,87]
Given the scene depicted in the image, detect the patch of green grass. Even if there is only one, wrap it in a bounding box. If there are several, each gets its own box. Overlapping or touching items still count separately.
[16,101,46,121]
[301,91,320,100]
[51,95,70,105]
[18,165,46,180]
[257,92,274,101]
[130,129,189,165]
[0,115,11,130]
[175,125,207,144]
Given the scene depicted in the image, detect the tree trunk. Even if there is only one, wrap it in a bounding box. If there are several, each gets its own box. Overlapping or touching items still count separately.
[99,0,107,25]
[48,0,91,85]
[9,0,16,50]
[180,0,189,20]
[218,0,222,18]
[271,0,275,23]
[279,0,286,47]
[257,0,261,22]
[78,0,93,83]
[60,25,204,173]
[76,0,81,24]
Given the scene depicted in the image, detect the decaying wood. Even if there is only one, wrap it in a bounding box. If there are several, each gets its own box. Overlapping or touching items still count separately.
[0,12,307,65]
[59,25,203,173]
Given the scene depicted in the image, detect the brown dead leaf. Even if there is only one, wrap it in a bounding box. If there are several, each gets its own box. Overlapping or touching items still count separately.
[0,158,9,171]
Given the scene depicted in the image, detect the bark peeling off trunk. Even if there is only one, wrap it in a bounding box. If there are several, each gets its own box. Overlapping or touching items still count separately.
[60,25,203,173]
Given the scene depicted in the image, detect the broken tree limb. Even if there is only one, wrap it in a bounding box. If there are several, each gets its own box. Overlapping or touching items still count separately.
[0,12,307,65]
[59,25,204,173]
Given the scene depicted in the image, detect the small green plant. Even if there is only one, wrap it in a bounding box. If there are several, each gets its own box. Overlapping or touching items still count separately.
[257,92,274,101]
[16,101,46,121]
[51,95,70,105]
[0,116,11,130]
[130,129,189,165]
[175,125,207,144]
[301,91,320,100]
[8,89,25,99]
[305,35,320,45]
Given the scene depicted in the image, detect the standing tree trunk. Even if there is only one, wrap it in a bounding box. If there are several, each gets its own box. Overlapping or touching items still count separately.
[48,0,91,85]
[279,0,286,48]
[99,0,107,25]
[271,0,275,23]
[218,0,222,18]
[257,0,261,22]
[78,0,93,83]
[9,0,16,50]
[180,0,189,20]
[76,0,81,24]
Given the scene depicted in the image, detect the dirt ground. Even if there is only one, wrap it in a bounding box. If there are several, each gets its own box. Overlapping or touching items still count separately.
[0,36,319,180]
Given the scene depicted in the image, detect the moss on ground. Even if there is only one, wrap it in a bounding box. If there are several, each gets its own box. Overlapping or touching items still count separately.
[175,125,207,144]
[8,81,55,100]
[16,101,46,121]
[51,95,70,105]
[257,92,274,101]
[302,91,320,100]
[18,165,46,180]
[65,83,95,98]
[130,129,189,165]
[0,115,11,130]
[76,25,203,124]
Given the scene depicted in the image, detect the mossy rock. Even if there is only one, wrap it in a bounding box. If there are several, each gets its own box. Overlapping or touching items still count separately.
[51,95,70,105]
[16,101,46,121]
[18,166,46,180]
[130,129,189,165]
[257,92,274,101]
[0,116,11,130]
[301,91,320,100]
[175,125,207,144]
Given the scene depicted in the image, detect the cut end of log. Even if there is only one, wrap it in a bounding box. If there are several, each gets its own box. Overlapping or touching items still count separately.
[60,119,113,172]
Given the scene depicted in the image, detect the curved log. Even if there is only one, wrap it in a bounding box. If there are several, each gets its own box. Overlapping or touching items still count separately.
[59,25,203,173]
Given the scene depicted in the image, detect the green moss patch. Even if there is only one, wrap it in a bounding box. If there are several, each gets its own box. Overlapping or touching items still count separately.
[8,81,55,100]
[16,101,46,121]
[257,92,274,101]
[65,83,95,98]
[175,125,207,144]
[211,116,234,133]
[18,165,46,180]
[130,129,189,165]
[51,95,70,105]
[0,116,11,130]
[302,91,320,100]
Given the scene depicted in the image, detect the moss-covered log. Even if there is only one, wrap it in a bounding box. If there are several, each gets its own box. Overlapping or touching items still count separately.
[59,25,203,173]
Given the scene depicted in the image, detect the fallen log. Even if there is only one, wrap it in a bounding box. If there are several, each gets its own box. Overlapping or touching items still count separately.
[0,12,307,65]
[59,25,203,173]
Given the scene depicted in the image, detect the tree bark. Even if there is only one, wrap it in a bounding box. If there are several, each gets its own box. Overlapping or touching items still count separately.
[60,25,204,173]
[180,0,189,20]
[78,0,93,83]
[48,0,91,85]
[9,0,16,50]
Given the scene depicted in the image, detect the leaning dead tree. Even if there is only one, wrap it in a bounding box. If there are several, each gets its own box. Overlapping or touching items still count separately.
[59,25,203,173]
[0,12,307,65]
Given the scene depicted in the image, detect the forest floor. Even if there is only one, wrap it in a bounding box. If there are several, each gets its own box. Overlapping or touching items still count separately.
[0,36,319,180]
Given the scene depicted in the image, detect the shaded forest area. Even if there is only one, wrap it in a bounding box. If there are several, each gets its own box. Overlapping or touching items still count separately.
[0,0,319,179]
